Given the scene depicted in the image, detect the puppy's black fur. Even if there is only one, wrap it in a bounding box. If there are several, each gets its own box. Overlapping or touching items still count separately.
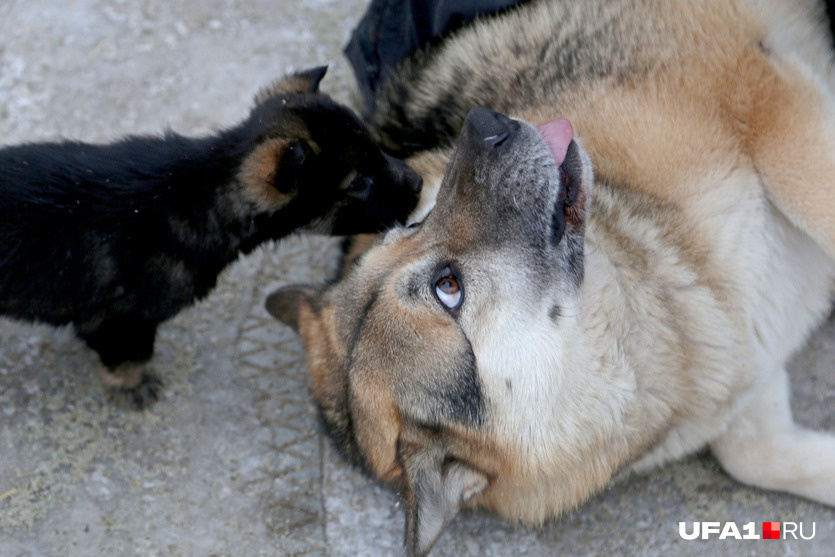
[0,67,421,407]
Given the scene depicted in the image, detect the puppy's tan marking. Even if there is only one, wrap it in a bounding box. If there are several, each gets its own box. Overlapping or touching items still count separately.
[237,138,296,212]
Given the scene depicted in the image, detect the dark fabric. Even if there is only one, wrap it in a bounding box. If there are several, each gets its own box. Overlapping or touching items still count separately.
[827,0,835,50]
[346,0,528,115]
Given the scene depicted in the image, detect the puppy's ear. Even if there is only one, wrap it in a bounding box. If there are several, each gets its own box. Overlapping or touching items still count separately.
[291,66,328,92]
[265,285,319,331]
[254,66,328,104]
[238,138,314,212]
[398,435,489,557]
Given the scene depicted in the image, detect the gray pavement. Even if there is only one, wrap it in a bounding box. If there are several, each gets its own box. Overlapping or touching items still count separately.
[1,1,833,555]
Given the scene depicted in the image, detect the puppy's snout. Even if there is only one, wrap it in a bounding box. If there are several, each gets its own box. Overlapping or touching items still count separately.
[464,107,515,148]
[384,153,423,194]
[406,171,423,194]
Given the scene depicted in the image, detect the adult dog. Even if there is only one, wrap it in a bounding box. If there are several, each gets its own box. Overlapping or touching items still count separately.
[0,67,421,408]
[267,1,835,554]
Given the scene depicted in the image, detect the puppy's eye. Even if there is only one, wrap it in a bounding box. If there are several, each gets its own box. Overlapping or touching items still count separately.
[433,266,462,311]
[407,221,422,229]
[346,176,373,198]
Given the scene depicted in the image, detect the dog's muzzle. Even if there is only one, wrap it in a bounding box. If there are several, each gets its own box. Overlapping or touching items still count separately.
[464,107,520,149]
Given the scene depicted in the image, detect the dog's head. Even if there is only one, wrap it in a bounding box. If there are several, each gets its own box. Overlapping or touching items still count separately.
[235,66,422,235]
[267,108,600,555]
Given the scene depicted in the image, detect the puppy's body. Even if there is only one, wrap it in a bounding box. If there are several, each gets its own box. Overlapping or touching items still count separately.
[269,1,835,554]
[1,68,420,406]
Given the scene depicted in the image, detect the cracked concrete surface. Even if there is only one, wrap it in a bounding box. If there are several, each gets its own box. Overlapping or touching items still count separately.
[1,1,833,555]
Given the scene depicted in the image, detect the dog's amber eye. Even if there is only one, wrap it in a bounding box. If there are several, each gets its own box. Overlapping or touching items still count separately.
[434,271,462,310]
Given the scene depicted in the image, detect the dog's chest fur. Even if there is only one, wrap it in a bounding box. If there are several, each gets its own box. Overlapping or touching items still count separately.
[470,164,835,520]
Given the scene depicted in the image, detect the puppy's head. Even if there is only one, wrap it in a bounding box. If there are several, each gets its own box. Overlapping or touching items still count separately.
[268,108,600,556]
[235,67,422,236]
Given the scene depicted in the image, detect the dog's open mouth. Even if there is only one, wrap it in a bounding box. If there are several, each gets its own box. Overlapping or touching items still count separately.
[537,119,573,165]
[537,118,581,189]
[537,119,582,244]
[537,118,582,193]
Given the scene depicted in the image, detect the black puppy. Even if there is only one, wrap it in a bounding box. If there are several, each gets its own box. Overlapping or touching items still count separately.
[0,66,421,408]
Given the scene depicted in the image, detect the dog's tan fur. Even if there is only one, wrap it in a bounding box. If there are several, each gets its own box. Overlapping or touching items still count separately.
[267,0,835,554]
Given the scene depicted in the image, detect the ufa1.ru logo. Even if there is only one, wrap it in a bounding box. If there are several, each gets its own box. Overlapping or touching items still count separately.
[678,521,815,540]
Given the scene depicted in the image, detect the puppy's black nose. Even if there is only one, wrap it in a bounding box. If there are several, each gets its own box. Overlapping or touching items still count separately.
[384,153,423,194]
[464,107,514,147]
[406,171,423,194]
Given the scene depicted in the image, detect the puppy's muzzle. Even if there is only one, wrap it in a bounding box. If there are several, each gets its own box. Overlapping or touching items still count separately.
[384,153,423,195]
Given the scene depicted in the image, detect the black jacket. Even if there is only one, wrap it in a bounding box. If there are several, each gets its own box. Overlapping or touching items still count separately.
[345,0,528,115]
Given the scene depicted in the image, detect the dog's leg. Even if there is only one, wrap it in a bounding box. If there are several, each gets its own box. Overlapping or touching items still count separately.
[747,50,835,259]
[77,318,162,409]
[710,368,835,506]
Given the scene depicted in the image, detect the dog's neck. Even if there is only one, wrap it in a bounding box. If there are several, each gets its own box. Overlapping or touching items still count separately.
[573,180,749,469]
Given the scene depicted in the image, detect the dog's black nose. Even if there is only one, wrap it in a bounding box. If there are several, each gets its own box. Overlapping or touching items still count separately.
[464,107,514,147]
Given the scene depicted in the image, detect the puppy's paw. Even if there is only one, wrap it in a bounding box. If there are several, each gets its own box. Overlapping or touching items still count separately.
[99,365,163,410]
[110,372,163,410]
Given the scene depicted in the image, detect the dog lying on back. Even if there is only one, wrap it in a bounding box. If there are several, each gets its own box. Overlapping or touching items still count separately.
[267,1,835,554]
[0,66,421,408]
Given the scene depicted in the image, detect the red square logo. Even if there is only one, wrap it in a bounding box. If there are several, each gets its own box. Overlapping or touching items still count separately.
[763,522,781,540]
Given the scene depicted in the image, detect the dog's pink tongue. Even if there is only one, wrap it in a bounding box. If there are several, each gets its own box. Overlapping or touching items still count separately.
[536,119,573,166]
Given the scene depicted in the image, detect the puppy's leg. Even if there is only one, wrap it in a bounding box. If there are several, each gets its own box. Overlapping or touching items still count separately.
[747,51,835,259]
[710,368,835,506]
[77,318,162,409]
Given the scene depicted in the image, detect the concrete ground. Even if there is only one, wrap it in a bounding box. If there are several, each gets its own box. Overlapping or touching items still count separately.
[0,1,833,555]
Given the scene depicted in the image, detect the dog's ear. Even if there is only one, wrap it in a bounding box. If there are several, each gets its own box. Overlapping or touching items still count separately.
[265,285,319,331]
[254,66,328,104]
[398,435,489,557]
[268,285,365,467]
